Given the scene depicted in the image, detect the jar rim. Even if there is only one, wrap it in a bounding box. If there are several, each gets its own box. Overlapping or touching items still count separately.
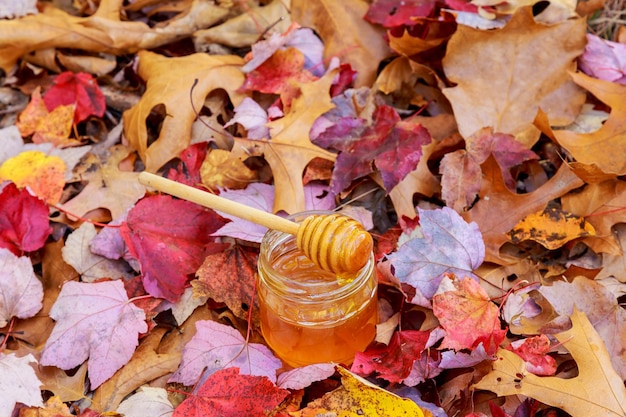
[258,210,375,304]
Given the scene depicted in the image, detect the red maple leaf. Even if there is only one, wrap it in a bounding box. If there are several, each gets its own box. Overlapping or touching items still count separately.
[319,105,432,195]
[506,335,557,376]
[173,367,289,417]
[120,194,228,302]
[432,274,506,355]
[351,329,430,383]
[0,182,52,255]
[365,0,436,27]
[43,71,106,124]
[166,142,208,187]
[241,47,317,107]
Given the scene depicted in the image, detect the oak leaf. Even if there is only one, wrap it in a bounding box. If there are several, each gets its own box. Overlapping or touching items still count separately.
[507,207,595,250]
[433,274,506,355]
[0,150,66,204]
[233,70,338,213]
[40,280,147,389]
[442,7,586,143]
[169,320,281,386]
[292,366,429,417]
[463,155,584,263]
[553,72,626,175]
[0,182,52,255]
[120,194,228,302]
[0,248,43,327]
[60,145,146,220]
[173,367,288,417]
[123,50,246,172]
[474,309,626,417]
[291,0,392,87]
[38,363,87,403]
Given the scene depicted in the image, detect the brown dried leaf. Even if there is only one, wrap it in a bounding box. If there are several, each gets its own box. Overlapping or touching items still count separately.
[442,7,586,143]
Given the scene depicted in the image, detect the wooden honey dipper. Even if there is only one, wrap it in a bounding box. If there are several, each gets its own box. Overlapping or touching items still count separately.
[138,172,373,275]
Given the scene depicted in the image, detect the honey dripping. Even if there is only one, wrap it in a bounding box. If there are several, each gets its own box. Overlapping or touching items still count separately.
[258,232,378,367]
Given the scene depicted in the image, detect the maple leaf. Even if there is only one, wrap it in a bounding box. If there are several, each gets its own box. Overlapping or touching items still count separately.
[40,280,147,389]
[0,353,43,414]
[553,72,626,175]
[291,0,392,87]
[169,320,281,386]
[578,33,626,84]
[232,69,338,213]
[389,207,485,306]
[120,194,228,302]
[43,72,106,124]
[292,367,428,417]
[505,335,556,376]
[123,50,246,172]
[242,47,317,106]
[365,0,436,27]
[321,104,432,195]
[62,222,134,282]
[165,142,208,187]
[0,182,52,255]
[173,367,289,417]
[277,363,337,390]
[351,329,431,383]
[433,274,506,355]
[463,155,584,263]
[0,150,66,204]
[442,7,586,142]
[0,248,43,327]
[16,87,77,147]
[474,309,626,417]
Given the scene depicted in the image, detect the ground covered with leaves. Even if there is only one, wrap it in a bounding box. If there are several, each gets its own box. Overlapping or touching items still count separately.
[0,0,625,416]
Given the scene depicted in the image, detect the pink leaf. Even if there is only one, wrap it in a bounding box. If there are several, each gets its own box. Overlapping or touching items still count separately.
[40,280,147,389]
[0,248,43,327]
[365,0,436,27]
[224,98,269,140]
[0,353,43,413]
[579,33,626,85]
[169,320,281,386]
[277,363,336,390]
[506,335,557,376]
[388,207,484,306]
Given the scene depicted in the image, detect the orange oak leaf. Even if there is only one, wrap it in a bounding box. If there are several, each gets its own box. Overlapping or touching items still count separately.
[232,70,338,214]
[463,155,584,264]
[0,150,66,204]
[123,50,246,172]
[553,72,626,175]
[442,7,586,143]
[432,274,506,355]
[507,207,595,250]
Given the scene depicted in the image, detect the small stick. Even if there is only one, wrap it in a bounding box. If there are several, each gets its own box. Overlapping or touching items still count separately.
[138,172,299,235]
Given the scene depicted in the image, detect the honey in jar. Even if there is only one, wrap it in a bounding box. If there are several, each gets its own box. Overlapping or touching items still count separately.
[257,211,378,367]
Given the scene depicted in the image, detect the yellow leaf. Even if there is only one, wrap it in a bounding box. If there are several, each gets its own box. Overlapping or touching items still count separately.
[200,149,258,190]
[0,150,66,204]
[123,50,246,172]
[507,207,595,250]
[291,367,430,417]
[474,308,626,417]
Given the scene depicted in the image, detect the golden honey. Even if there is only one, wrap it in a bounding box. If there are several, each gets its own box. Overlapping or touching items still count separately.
[257,212,378,367]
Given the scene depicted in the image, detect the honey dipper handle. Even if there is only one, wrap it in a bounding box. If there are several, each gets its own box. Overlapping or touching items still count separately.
[138,172,300,236]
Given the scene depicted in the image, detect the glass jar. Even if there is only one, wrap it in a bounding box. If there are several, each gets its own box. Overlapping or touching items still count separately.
[257,211,378,367]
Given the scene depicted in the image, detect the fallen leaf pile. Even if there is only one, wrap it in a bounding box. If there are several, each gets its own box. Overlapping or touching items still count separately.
[1,0,625,416]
